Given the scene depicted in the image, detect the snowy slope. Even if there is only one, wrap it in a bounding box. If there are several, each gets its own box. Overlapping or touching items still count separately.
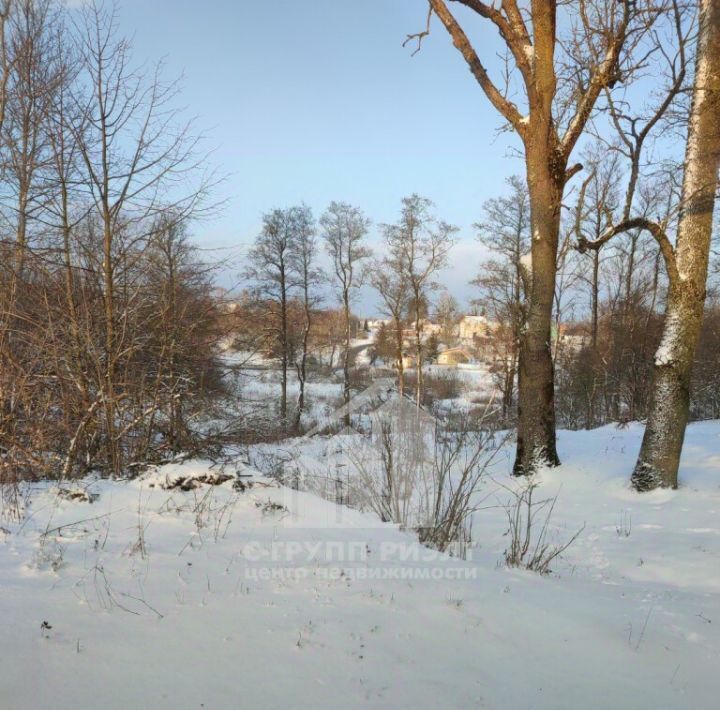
[1,424,719,710]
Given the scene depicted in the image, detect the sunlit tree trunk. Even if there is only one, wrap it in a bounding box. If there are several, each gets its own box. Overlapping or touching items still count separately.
[632,0,720,490]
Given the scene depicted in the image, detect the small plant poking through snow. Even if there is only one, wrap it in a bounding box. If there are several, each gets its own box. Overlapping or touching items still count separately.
[56,488,100,504]
[501,479,584,574]
[616,510,632,538]
[159,472,234,491]
[255,498,288,515]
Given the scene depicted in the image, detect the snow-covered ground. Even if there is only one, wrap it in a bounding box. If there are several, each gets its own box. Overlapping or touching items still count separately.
[1,423,719,709]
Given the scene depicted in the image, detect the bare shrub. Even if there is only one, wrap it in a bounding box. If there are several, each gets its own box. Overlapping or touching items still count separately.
[418,409,507,556]
[501,479,584,574]
[616,509,632,538]
[307,395,504,558]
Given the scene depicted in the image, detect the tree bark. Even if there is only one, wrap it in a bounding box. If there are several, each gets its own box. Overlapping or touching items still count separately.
[631,0,720,490]
[513,145,563,475]
[394,316,404,398]
[342,289,351,427]
[280,267,288,423]
[414,304,423,408]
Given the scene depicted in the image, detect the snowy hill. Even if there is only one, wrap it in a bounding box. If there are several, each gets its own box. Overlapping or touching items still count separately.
[1,423,719,709]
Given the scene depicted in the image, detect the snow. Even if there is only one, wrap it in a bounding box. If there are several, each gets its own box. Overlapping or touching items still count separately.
[1,423,720,709]
[654,310,683,366]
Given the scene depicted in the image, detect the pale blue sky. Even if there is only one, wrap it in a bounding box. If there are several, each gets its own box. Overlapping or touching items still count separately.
[113,0,525,312]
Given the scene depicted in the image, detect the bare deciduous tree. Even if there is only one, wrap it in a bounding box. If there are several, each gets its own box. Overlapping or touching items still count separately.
[290,205,322,432]
[321,201,371,427]
[245,208,298,425]
[406,0,646,473]
[473,175,530,419]
[71,0,209,474]
[370,257,409,396]
[580,0,720,490]
[383,194,455,408]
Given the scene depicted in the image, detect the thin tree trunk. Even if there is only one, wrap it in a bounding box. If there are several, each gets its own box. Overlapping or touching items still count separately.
[280,269,288,423]
[502,356,516,420]
[591,251,600,349]
[415,308,423,408]
[102,208,119,475]
[294,288,311,433]
[632,0,720,490]
[342,290,351,427]
[394,316,404,397]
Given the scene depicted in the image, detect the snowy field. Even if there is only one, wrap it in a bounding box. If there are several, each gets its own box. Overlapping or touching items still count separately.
[1,423,719,709]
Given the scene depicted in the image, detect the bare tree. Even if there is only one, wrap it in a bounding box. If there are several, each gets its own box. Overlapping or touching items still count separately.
[1,0,64,278]
[70,0,209,474]
[435,291,460,346]
[370,257,409,396]
[473,175,530,419]
[580,0,720,489]
[0,0,221,492]
[406,0,646,473]
[245,208,298,425]
[290,205,322,432]
[0,1,11,131]
[383,194,455,407]
[321,201,371,426]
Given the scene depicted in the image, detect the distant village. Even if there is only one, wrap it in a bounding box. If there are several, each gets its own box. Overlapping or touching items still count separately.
[363,314,589,370]
[224,291,591,374]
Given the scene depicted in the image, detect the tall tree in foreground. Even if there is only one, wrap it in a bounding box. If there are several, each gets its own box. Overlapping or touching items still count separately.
[407,0,639,473]
[581,0,720,489]
[321,202,371,427]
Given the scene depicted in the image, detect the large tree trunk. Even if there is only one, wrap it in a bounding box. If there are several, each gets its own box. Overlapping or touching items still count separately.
[513,149,563,475]
[631,0,720,491]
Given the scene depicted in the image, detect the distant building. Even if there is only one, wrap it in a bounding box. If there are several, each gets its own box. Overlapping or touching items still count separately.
[402,320,442,343]
[458,315,497,342]
[437,348,473,366]
[556,323,591,352]
[398,354,417,369]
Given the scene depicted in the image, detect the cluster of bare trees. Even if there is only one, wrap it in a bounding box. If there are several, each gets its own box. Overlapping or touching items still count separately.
[371,195,456,402]
[424,0,720,489]
[0,0,221,490]
[242,194,459,432]
[243,202,371,432]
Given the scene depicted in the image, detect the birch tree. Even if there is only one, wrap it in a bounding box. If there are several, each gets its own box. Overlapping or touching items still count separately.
[580,0,720,490]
